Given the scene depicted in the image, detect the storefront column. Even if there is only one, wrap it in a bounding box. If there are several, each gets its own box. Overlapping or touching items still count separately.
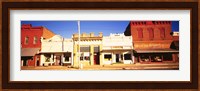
[73,44,78,67]
[99,44,103,65]
[90,45,94,65]
[112,53,116,64]
[50,54,53,66]
[61,54,64,66]
[40,54,45,66]
[71,52,73,66]
[122,53,124,62]
[119,53,121,62]
[172,54,176,62]
[131,51,135,64]
[21,60,23,66]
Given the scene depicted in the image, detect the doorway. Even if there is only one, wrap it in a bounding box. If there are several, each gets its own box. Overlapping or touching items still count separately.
[116,54,119,62]
[36,61,40,66]
[94,52,100,65]
[55,55,61,66]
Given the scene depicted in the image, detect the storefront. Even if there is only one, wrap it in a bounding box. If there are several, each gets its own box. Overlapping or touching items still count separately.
[72,32,103,67]
[133,49,179,63]
[40,52,72,66]
[102,33,134,65]
[40,35,73,66]
[102,50,133,65]
[21,48,40,66]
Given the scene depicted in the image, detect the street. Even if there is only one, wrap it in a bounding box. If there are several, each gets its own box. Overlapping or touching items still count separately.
[21,63,179,70]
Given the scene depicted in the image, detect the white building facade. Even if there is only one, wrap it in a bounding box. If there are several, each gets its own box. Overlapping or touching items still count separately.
[40,35,73,66]
[102,33,134,65]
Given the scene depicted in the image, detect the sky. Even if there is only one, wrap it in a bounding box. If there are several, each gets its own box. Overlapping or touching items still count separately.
[21,21,179,38]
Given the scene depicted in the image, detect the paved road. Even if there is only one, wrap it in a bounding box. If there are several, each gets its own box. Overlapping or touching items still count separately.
[21,63,179,70]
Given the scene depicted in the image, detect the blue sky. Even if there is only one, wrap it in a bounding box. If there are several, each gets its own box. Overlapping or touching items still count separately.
[21,21,179,38]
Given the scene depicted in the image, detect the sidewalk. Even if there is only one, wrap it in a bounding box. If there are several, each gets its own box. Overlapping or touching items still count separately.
[80,62,179,70]
[21,62,179,70]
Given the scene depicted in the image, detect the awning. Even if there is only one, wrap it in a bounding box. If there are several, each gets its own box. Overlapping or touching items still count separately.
[134,49,179,53]
[102,49,132,52]
[40,51,70,53]
[21,48,40,56]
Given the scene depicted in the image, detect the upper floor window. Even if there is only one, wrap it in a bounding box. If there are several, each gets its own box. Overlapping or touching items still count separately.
[160,27,165,39]
[25,36,29,45]
[137,28,143,38]
[33,36,38,44]
[148,28,154,39]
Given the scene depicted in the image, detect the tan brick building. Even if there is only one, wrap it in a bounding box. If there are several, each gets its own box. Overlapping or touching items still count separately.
[72,32,103,67]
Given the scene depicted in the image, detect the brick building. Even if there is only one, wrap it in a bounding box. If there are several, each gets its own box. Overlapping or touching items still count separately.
[21,24,55,66]
[124,21,179,63]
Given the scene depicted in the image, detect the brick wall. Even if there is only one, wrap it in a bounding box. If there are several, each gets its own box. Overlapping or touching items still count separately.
[21,24,56,48]
[125,21,173,49]
[42,27,55,39]
[21,24,43,48]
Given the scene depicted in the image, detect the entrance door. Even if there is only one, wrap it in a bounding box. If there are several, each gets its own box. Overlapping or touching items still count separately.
[36,56,40,66]
[37,61,40,66]
[55,55,61,65]
[116,54,119,62]
[94,52,99,65]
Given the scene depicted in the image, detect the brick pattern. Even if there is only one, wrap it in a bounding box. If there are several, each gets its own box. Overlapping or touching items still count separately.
[126,21,173,49]
[21,24,43,48]
[42,27,55,39]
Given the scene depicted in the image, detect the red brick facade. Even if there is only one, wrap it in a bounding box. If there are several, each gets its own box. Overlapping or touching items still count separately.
[125,21,173,49]
[21,24,55,48]
[21,24,55,66]
[124,21,179,63]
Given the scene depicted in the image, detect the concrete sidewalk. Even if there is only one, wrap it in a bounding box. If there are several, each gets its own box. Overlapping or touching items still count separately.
[21,62,179,70]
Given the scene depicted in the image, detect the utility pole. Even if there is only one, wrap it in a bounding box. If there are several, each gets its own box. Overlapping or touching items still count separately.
[78,21,80,69]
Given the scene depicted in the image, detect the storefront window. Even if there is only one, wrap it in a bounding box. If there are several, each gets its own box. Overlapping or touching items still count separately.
[163,54,172,61]
[140,55,149,62]
[65,56,70,62]
[151,55,162,62]
[64,53,71,62]
[80,53,84,61]
[124,54,131,60]
[80,57,83,61]
[80,52,90,61]
[44,54,51,62]
[84,56,90,61]
[104,54,112,61]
